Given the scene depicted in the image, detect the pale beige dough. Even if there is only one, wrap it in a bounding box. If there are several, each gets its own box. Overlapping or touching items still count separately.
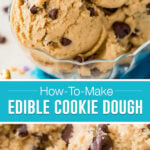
[0,124,150,150]
[11,0,105,59]
[109,124,150,150]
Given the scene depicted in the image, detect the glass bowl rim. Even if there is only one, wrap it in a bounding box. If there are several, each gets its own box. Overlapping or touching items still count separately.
[9,3,150,66]
[32,41,150,66]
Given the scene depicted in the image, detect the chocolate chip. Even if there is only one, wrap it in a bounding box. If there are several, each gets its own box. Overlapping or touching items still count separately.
[74,56,83,63]
[41,134,49,141]
[60,37,72,46]
[17,125,28,137]
[135,28,139,33]
[32,146,44,150]
[112,21,131,39]
[3,6,9,13]
[0,36,6,44]
[62,124,73,144]
[131,32,137,37]
[90,135,112,150]
[146,3,150,14]
[33,133,49,141]
[131,28,139,37]
[30,5,39,14]
[98,124,109,133]
[13,129,17,134]
[48,9,58,20]
[86,0,92,3]
[127,42,134,51]
[91,68,101,76]
[102,8,118,16]
[87,7,95,17]
[43,2,47,9]
[147,124,150,129]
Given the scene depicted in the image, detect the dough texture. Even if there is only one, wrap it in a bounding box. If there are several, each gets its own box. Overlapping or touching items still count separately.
[0,124,150,150]
[11,0,105,59]
[10,0,150,77]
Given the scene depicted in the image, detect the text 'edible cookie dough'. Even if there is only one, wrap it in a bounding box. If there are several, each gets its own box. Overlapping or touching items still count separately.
[0,124,150,149]
[10,0,150,76]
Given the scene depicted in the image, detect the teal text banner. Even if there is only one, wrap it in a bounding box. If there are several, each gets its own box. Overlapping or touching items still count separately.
[0,80,149,122]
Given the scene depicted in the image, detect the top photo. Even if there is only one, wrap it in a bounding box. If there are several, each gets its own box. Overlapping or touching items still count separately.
[0,0,150,79]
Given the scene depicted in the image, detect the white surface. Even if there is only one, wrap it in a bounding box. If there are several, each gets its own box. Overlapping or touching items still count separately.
[0,0,35,79]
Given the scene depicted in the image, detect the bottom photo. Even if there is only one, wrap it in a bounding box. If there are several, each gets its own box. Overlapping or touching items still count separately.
[0,124,150,150]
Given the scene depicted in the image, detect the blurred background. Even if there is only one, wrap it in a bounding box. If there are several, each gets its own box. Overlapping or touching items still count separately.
[0,0,36,79]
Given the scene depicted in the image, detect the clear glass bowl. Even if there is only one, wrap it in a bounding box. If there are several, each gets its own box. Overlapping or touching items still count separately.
[22,41,150,79]
[9,4,150,79]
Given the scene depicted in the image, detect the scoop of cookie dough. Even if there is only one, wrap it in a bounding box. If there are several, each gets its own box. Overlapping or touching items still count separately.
[10,0,106,59]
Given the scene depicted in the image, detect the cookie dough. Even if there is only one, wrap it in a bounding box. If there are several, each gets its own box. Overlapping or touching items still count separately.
[10,0,106,59]
[0,124,150,149]
[10,0,150,77]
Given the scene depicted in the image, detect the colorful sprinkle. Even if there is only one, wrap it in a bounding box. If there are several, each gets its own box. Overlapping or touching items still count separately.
[18,69,25,75]
[11,66,17,72]
[23,66,30,72]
